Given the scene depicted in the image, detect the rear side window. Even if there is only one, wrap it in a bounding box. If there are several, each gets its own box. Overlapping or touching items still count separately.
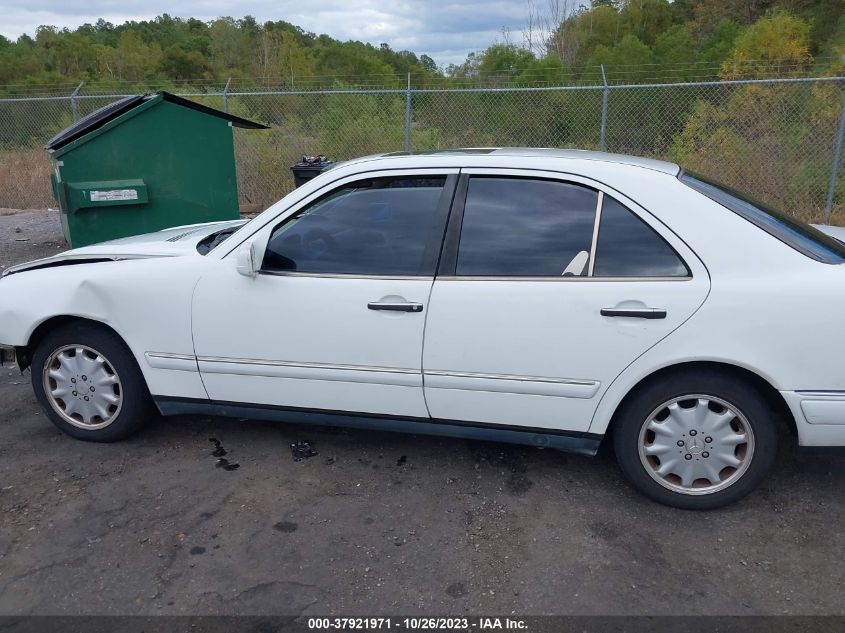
[593,196,689,277]
[680,172,845,264]
[263,177,448,276]
[456,177,598,276]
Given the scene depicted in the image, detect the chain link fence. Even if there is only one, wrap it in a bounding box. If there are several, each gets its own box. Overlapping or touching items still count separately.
[1,77,843,224]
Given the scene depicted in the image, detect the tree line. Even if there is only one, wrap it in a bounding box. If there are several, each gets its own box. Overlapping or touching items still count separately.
[0,0,843,92]
[0,0,843,222]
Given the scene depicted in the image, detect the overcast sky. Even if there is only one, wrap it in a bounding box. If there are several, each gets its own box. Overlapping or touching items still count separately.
[1,0,536,67]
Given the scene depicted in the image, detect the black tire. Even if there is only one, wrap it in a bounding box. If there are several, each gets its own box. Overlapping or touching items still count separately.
[613,370,777,509]
[31,322,154,442]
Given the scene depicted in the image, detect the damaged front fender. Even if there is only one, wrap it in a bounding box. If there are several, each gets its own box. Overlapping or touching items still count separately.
[0,255,213,400]
[1,253,169,278]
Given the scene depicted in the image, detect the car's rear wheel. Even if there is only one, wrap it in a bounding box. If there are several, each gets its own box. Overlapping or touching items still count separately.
[32,322,153,442]
[613,371,777,509]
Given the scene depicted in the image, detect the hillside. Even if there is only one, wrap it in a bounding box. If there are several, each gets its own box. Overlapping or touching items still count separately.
[1,0,844,92]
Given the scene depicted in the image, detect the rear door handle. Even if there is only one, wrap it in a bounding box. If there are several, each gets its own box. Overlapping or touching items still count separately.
[600,307,667,319]
[368,301,424,313]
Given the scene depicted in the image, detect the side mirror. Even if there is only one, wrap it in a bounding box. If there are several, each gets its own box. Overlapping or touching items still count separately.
[236,241,258,277]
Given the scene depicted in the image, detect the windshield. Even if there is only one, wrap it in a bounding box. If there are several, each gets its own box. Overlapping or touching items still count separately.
[679,171,845,265]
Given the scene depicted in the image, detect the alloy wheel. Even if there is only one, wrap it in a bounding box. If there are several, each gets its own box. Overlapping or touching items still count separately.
[42,345,123,430]
[637,394,755,496]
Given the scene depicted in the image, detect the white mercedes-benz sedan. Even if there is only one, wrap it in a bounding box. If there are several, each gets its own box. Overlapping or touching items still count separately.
[2,148,844,509]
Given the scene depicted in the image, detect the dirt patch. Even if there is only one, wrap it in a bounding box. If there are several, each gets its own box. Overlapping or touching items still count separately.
[0,209,65,272]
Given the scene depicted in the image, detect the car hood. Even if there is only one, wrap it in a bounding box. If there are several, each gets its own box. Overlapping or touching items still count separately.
[2,219,248,277]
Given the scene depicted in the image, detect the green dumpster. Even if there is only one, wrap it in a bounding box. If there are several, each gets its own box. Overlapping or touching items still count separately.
[46,91,268,248]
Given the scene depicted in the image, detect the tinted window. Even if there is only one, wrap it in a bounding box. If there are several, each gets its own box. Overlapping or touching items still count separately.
[457,178,598,276]
[680,172,845,264]
[263,177,447,276]
[593,196,689,277]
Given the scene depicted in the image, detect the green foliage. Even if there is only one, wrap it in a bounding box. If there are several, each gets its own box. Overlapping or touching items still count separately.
[419,55,438,73]
[699,19,744,66]
[669,81,840,222]
[1,2,839,89]
[514,57,570,85]
[478,44,536,78]
[315,41,395,79]
[0,14,442,88]
[618,0,675,45]
[157,46,208,80]
[1,1,844,219]
[652,25,696,76]
[721,10,812,78]
[588,35,654,82]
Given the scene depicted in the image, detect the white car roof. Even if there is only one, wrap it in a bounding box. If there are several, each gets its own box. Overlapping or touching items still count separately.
[343,148,681,176]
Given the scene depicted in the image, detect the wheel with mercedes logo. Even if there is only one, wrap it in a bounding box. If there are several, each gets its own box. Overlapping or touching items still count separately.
[613,370,778,509]
[31,321,153,442]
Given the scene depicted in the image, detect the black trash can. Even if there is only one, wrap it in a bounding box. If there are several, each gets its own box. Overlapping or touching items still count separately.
[291,155,336,188]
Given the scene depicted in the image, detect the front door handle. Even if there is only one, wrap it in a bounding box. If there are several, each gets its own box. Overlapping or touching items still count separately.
[600,307,667,319]
[368,301,424,313]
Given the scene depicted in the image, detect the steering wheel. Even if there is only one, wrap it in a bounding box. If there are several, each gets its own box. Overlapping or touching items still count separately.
[303,228,339,257]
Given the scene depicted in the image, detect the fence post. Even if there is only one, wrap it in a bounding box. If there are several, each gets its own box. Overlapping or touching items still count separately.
[599,65,609,151]
[825,93,845,224]
[404,72,412,153]
[70,82,84,122]
[223,77,231,113]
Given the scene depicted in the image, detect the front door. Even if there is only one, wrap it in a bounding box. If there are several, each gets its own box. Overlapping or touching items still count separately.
[422,171,710,432]
[191,171,457,418]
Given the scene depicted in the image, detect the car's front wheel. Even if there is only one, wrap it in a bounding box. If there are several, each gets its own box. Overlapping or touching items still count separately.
[613,371,777,509]
[32,322,153,442]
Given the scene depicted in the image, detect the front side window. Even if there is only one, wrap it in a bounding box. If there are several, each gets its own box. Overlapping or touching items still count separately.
[263,176,448,276]
[456,177,598,276]
[593,196,689,277]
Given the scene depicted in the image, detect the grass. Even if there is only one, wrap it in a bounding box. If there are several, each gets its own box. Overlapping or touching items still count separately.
[0,143,842,226]
[0,148,55,210]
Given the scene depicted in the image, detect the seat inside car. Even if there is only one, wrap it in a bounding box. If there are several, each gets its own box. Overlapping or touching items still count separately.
[562,250,589,276]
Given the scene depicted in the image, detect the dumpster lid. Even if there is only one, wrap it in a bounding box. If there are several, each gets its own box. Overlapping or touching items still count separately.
[45,91,268,151]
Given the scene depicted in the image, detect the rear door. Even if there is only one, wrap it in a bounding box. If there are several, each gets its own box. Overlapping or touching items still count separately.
[422,169,710,432]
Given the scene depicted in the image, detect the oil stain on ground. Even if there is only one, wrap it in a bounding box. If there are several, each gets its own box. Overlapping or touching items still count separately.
[209,437,240,471]
[209,437,227,457]
[273,521,298,533]
[506,473,533,495]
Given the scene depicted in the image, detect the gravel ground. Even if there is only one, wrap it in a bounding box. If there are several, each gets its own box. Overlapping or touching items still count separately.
[1,211,845,616]
[0,209,66,273]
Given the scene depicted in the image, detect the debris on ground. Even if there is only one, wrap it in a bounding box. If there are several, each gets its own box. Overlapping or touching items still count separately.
[215,458,239,471]
[209,437,239,470]
[290,440,318,461]
[208,437,226,457]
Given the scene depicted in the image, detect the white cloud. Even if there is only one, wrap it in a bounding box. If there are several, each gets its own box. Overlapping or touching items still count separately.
[0,0,531,67]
